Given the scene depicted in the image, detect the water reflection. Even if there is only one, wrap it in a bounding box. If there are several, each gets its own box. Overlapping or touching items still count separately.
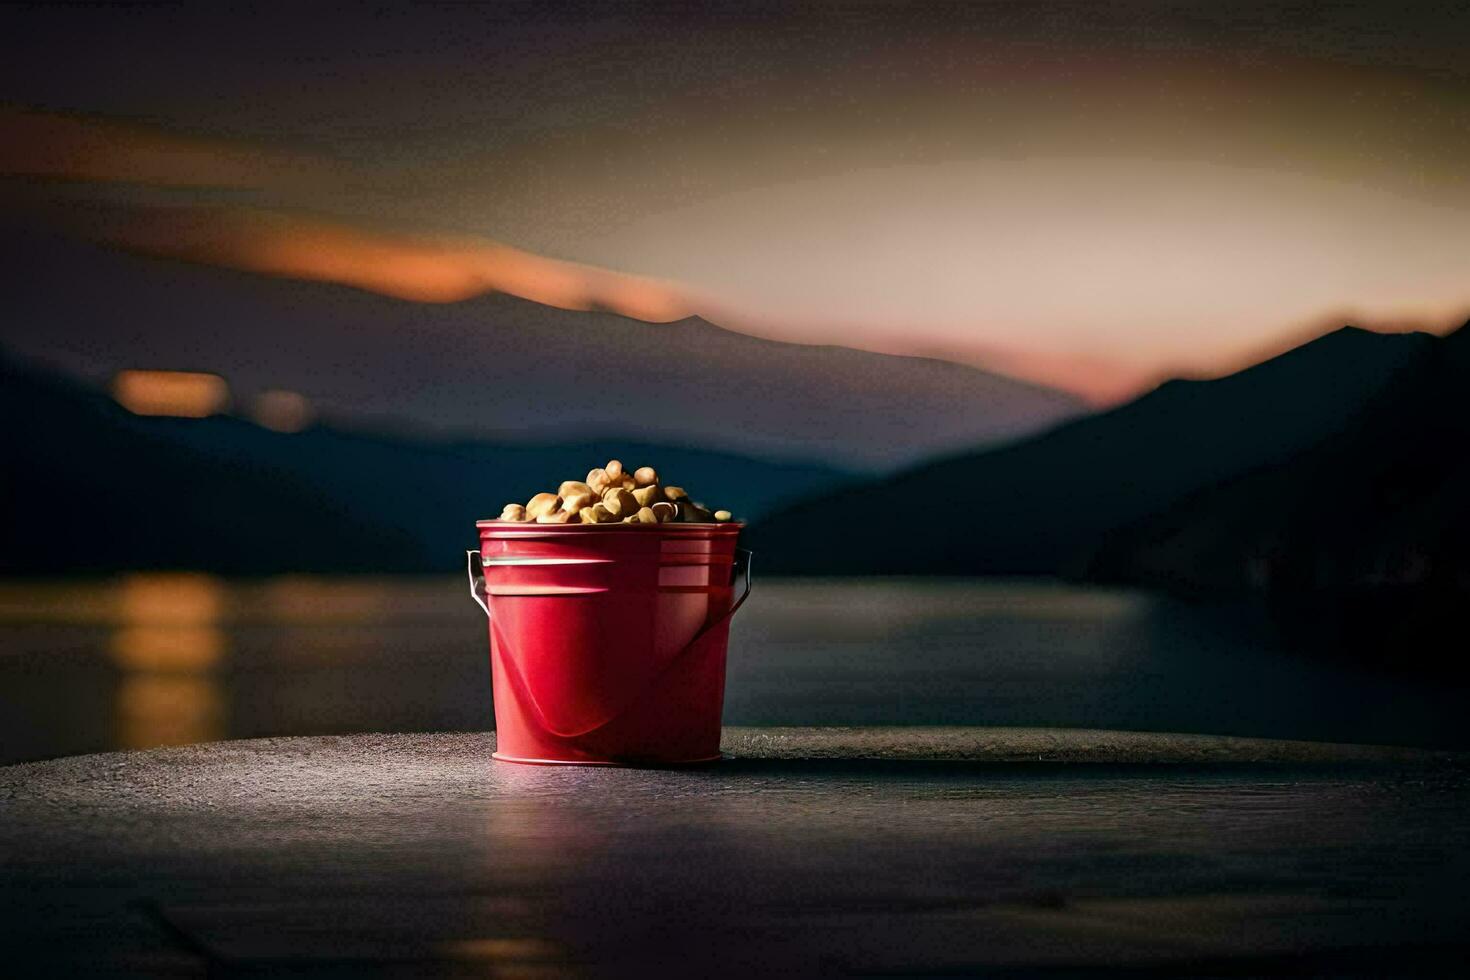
[1,576,1467,764]
[108,573,226,748]
[114,572,223,625]
[256,576,400,623]
[110,625,224,671]
[115,674,225,749]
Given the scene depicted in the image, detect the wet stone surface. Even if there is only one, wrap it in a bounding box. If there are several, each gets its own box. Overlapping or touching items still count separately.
[2,730,1468,977]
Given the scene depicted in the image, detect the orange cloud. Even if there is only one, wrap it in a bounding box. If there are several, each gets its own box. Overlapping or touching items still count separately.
[93,204,693,321]
[0,107,693,321]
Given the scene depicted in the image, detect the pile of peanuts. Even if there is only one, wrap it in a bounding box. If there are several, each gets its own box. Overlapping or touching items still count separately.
[497,460,734,525]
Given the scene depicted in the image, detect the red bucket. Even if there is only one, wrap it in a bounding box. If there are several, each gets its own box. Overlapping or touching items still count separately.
[467,520,751,766]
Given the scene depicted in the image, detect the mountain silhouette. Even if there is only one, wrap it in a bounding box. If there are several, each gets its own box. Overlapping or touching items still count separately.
[0,350,846,575]
[1083,321,1470,668]
[0,224,1083,470]
[750,324,1449,575]
[1085,324,1469,591]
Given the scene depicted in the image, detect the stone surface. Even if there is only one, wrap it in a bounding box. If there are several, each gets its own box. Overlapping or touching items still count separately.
[2,730,1468,976]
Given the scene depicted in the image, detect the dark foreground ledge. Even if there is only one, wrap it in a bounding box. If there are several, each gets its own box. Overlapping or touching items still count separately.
[2,730,1467,978]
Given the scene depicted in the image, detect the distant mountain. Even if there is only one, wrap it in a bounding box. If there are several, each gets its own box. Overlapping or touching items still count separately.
[1083,322,1470,666]
[0,225,1084,470]
[750,324,1449,575]
[0,351,848,574]
[1084,326,1468,592]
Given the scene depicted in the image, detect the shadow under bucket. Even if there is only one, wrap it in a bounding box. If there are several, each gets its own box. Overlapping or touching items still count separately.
[468,520,751,766]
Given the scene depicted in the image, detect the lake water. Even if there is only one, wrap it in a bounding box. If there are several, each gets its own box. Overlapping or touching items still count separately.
[1,576,1463,765]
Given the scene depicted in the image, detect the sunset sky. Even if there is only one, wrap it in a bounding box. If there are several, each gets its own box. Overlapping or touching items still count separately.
[3,2,1469,402]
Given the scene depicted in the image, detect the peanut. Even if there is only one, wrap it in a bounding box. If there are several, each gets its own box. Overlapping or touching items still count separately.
[579,503,612,523]
[525,492,561,519]
[500,464,733,529]
[559,480,593,499]
[561,491,595,514]
[602,487,638,517]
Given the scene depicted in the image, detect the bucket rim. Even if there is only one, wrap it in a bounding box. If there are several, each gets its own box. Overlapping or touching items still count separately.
[476,519,744,533]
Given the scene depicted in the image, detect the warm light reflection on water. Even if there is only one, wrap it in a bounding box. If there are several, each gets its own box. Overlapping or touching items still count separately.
[115,674,225,749]
[110,625,224,671]
[115,572,223,624]
[108,573,227,748]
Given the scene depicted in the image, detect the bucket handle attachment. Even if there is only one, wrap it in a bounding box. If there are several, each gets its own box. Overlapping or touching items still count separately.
[467,547,753,632]
[467,550,492,617]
